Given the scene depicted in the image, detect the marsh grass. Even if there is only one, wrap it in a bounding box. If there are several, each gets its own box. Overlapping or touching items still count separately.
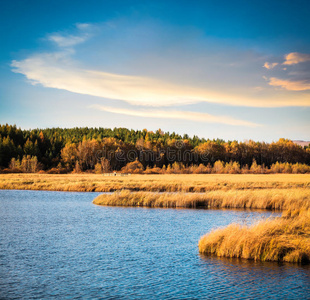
[93,189,310,210]
[0,173,309,192]
[198,209,310,263]
[195,188,310,264]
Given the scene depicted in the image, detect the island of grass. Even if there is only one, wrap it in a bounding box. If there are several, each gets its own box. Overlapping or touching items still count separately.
[198,208,310,264]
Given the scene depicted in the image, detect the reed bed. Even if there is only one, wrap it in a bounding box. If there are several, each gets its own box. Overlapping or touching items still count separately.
[93,189,310,210]
[198,209,310,263]
[197,189,310,263]
[0,173,309,192]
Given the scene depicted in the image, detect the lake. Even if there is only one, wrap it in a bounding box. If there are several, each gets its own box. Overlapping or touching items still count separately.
[0,190,309,299]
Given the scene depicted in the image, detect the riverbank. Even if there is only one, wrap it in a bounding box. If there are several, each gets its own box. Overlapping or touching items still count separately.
[0,173,309,192]
[92,189,310,210]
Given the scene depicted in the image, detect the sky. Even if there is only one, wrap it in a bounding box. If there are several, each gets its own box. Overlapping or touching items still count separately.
[0,0,309,142]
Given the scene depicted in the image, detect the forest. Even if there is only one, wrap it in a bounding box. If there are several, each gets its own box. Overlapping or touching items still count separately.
[0,124,309,174]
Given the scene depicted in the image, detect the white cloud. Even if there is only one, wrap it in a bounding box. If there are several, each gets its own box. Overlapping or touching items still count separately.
[263,62,278,69]
[11,51,310,108]
[91,105,262,127]
[283,52,310,65]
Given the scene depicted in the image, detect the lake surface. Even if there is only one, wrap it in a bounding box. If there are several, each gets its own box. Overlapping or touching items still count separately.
[0,190,309,299]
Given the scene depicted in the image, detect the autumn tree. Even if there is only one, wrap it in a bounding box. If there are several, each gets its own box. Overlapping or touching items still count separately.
[121,159,144,174]
[61,143,77,170]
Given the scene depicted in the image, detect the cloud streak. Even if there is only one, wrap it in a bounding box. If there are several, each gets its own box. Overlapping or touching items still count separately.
[268,77,310,91]
[47,23,92,48]
[91,105,262,127]
[48,34,87,48]
[11,51,310,108]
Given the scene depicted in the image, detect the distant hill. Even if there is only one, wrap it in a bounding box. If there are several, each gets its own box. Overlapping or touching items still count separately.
[293,140,310,147]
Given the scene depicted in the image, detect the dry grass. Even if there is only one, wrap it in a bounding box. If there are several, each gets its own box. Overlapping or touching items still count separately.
[93,189,310,210]
[196,186,310,264]
[0,173,309,192]
[198,209,310,264]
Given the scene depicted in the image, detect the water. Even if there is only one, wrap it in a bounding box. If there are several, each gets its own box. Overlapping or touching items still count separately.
[0,190,309,299]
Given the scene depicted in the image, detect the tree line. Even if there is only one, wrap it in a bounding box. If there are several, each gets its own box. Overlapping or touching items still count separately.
[0,124,309,174]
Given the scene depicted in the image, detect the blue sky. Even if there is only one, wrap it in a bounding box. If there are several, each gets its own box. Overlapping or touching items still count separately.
[0,0,309,141]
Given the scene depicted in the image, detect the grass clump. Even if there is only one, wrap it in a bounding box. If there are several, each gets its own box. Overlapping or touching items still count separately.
[198,209,310,264]
[93,190,201,208]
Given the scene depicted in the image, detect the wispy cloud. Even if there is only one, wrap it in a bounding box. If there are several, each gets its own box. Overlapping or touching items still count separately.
[268,77,310,91]
[283,52,310,65]
[91,105,262,127]
[11,51,310,108]
[263,62,278,69]
[11,53,214,107]
[47,23,92,48]
[48,34,87,48]
[76,23,91,30]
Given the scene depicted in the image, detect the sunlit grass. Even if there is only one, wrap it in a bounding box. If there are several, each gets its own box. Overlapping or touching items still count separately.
[0,173,309,192]
[93,189,310,210]
[198,208,310,264]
